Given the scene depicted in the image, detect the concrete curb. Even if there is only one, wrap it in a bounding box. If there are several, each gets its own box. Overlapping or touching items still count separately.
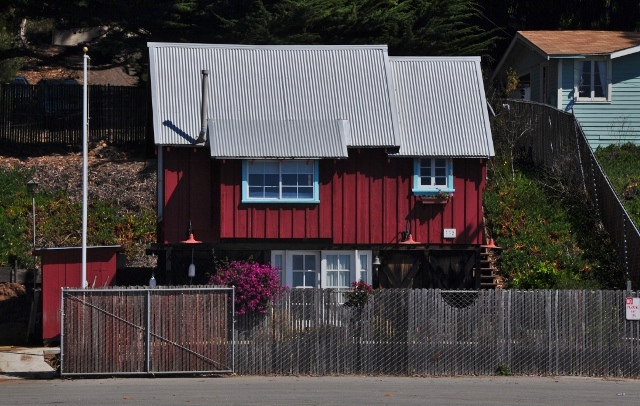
[0,347,57,380]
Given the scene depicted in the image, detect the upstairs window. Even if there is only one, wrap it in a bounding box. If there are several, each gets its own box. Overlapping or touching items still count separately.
[242,160,319,203]
[412,158,454,196]
[575,59,610,102]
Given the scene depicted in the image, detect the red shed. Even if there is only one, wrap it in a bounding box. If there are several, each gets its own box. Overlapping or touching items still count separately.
[147,44,495,290]
[35,245,120,342]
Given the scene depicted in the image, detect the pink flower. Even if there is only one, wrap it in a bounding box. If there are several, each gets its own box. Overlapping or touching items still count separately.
[210,260,287,315]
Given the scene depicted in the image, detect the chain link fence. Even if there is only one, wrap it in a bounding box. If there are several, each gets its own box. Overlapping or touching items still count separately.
[61,286,234,376]
[235,289,640,377]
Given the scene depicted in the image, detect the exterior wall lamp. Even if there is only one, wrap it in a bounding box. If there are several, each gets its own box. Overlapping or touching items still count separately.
[399,220,421,244]
[181,220,201,284]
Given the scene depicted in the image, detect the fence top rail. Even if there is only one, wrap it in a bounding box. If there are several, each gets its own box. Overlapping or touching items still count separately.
[62,285,233,293]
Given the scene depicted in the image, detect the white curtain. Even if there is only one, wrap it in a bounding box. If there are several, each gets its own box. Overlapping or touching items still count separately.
[597,61,607,98]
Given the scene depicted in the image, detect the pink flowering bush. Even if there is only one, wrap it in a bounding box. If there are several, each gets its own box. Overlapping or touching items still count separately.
[209,260,286,315]
[343,280,373,309]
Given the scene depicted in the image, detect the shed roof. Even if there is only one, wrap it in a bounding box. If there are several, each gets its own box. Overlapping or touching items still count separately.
[148,43,494,158]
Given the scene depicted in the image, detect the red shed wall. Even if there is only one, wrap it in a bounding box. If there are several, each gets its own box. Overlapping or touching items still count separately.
[40,247,118,341]
[161,147,486,245]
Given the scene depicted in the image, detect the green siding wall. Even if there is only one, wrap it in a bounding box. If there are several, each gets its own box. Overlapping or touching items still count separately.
[561,53,640,148]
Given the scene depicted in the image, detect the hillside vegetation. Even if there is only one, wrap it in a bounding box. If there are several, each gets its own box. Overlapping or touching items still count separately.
[0,143,156,268]
[594,143,640,228]
[484,143,626,290]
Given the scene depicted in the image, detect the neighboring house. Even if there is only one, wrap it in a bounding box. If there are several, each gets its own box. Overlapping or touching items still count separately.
[491,30,640,148]
[147,43,494,291]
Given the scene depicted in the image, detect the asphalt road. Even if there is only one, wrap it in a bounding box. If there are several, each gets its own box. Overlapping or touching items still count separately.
[0,375,638,405]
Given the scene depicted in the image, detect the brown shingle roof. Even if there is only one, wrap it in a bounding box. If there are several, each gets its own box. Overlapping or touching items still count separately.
[519,30,640,56]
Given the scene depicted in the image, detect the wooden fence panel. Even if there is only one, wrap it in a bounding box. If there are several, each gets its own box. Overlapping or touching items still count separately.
[230,289,640,377]
[0,83,146,146]
[494,100,640,287]
[61,286,233,376]
[61,288,640,377]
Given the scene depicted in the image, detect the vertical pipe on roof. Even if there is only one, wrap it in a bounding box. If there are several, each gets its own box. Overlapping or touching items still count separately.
[197,69,210,143]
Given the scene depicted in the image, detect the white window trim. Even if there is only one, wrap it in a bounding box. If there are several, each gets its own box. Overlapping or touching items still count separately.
[412,158,454,196]
[540,63,549,104]
[271,250,372,289]
[286,250,320,288]
[242,159,320,203]
[271,250,286,287]
[573,58,612,102]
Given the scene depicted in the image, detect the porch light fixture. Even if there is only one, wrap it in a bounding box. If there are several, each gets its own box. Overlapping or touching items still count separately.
[181,220,202,244]
[188,249,196,285]
[399,220,421,244]
[181,221,201,284]
[482,238,501,250]
[372,256,381,266]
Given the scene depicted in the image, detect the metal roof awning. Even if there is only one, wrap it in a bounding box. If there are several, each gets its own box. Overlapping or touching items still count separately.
[208,118,350,159]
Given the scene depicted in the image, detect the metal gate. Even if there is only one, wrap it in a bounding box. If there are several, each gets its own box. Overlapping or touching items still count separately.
[60,286,234,376]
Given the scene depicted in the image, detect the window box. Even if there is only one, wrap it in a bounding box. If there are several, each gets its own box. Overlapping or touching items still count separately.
[418,195,451,204]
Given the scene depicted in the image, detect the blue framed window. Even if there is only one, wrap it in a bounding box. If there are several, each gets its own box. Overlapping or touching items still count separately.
[242,160,319,203]
[412,158,454,196]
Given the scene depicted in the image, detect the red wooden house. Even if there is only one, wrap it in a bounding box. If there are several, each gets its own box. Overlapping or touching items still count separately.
[147,44,494,290]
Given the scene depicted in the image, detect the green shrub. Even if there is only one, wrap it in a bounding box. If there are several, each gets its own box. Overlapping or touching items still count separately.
[484,158,624,290]
[0,167,33,266]
[0,167,156,267]
[595,143,640,229]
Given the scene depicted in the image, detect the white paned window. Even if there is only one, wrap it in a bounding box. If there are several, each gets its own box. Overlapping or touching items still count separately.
[243,160,319,203]
[291,253,318,288]
[412,158,454,196]
[272,250,372,298]
[325,254,351,290]
[271,251,285,286]
[359,253,369,284]
[575,59,610,102]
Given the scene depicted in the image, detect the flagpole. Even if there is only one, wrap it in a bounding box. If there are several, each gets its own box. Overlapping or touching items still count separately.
[82,47,90,288]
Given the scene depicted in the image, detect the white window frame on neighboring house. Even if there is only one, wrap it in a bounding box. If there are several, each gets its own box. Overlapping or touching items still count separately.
[271,250,372,297]
[574,58,611,102]
[540,63,549,104]
[242,159,319,203]
[412,158,454,196]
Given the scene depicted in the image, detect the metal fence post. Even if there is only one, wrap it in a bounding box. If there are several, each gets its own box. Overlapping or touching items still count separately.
[232,286,235,373]
[59,288,65,375]
[145,289,151,373]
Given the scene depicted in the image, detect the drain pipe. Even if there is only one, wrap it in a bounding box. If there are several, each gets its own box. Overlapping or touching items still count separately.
[196,69,210,143]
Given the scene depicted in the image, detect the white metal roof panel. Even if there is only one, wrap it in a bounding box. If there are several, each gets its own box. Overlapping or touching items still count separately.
[148,43,399,151]
[389,57,494,157]
[208,119,349,158]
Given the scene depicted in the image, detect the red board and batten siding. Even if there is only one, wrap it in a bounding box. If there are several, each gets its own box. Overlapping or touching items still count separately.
[161,147,486,245]
[36,246,119,341]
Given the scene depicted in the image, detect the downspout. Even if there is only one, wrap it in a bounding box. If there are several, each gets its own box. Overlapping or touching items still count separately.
[196,69,210,144]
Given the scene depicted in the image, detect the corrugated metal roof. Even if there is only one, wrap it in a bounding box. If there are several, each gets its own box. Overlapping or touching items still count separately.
[389,57,494,157]
[208,119,349,158]
[148,43,398,151]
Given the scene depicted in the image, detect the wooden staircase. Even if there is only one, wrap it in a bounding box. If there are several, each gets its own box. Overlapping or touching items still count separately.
[480,239,503,289]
